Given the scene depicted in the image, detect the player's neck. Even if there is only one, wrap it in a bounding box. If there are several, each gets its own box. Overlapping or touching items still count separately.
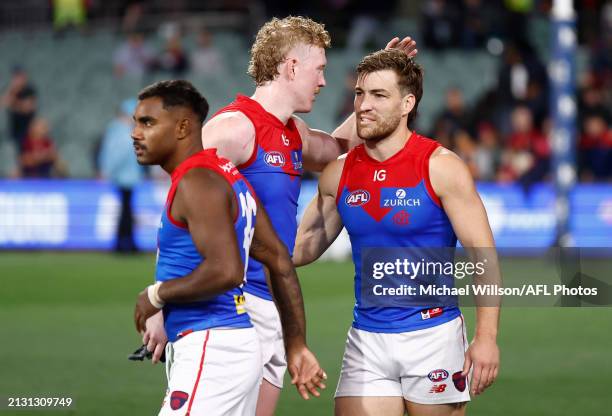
[162,141,203,175]
[251,84,295,125]
[364,127,412,162]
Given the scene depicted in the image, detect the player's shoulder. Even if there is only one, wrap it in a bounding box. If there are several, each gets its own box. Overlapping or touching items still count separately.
[202,111,255,140]
[291,114,308,133]
[428,145,474,194]
[178,165,232,200]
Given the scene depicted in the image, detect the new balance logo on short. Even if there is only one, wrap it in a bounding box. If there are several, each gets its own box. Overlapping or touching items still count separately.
[429,384,447,394]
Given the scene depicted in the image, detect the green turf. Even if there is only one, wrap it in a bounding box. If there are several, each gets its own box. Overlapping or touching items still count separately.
[0,253,611,415]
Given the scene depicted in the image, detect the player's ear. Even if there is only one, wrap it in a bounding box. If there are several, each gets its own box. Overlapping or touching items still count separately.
[284,57,297,81]
[176,118,191,140]
[401,93,415,118]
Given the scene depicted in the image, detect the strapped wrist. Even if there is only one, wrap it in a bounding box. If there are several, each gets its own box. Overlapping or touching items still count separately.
[147,282,165,309]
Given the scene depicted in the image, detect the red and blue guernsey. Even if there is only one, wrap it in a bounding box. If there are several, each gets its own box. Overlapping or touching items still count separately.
[336,132,461,333]
[156,149,256,342]
[212,95,303,300]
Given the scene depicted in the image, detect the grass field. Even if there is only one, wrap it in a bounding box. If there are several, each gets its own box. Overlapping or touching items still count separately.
[1,252,611,415]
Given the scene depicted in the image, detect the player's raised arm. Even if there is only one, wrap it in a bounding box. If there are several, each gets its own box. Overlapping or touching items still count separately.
[134,169,244,332]
[293,158,345,266]
[429,148,501,397]
[248,200,327,400]
[201,111,255,166]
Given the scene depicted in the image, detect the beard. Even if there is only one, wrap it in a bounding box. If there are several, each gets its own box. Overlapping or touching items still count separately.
[356,111,402,142]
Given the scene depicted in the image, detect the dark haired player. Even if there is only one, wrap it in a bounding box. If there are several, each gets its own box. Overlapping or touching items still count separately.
[131,80,325,415]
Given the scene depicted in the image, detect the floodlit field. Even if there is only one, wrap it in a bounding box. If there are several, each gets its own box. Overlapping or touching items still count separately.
[1,253,610,415]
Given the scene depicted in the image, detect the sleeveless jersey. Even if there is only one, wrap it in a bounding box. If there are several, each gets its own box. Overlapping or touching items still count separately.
[336,132,461,333]
[156,149,256,342]
[212,95,303,300]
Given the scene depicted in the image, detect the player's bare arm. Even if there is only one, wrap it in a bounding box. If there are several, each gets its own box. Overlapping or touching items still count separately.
[293,158,345,266]
[429,148,501,397]
[201,111,256,166]
[248,202,327,400]
[295,37,418,172]
[134,168,244,332]
[294,116,349,172]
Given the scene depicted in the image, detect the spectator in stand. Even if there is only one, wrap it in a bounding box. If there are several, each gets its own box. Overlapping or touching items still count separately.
[460,0,496,49]
[98,99,144,253]
[345,0,396,50]
[496,41,547,134]
[19,117,60,178]
[579,114,612,181]
[153,34,189,76]
[498,106,550,190]
[578,81,610,124]
[421,0,461,49]
[474,122,502,182]
[1,66,37,152]
[191,28,225,75]
[431,87,470,140]
[452,129,480,178]
[121,1,146,34]
[335,70,358,124]
[113,32,155,78]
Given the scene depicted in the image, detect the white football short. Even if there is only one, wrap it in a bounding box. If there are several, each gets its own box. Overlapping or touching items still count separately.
[244,292,287,388]
[335,316,471,405]
[158,327,261,416]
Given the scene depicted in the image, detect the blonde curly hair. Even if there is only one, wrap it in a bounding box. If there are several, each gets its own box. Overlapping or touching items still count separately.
[248,16,331,86]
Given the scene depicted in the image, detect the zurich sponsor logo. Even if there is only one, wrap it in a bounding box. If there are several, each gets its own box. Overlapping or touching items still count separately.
[382,188,421,207]
[428,369,449,382]
[264,151,285,167]
[345,190,370,207]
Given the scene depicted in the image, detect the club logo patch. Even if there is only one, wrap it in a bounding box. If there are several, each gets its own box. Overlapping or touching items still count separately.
[392,210,410,225]
[452,371,467,392]
[428,369,449,382]
[170,391,189,410]
[264,151,285,167]
[345,190,370,207]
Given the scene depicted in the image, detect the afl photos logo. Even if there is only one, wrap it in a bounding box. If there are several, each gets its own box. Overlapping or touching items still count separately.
[264,151,285,167]
[345,190,370,207]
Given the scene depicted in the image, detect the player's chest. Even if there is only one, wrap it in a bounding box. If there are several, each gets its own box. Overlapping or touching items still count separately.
[338,165,442,237]
[254,125,303,174]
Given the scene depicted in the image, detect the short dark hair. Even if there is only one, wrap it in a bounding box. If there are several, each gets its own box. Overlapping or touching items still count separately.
[356,49,423,126]
[138,80,209,123]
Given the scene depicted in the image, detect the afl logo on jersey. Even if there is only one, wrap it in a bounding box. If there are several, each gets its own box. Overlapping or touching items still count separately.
[345,190,370,207]
[264,151,286,167]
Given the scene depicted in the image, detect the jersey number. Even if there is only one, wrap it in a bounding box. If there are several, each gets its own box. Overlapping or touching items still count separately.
[238,191,257,283]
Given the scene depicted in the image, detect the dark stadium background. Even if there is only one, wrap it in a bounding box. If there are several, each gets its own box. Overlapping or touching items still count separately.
[0,1,610,415]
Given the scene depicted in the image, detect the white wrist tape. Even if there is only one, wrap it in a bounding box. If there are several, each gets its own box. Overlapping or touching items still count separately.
[147,282,165,309]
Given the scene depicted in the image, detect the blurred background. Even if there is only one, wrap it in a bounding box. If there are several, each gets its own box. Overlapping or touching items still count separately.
[0,2,611,415]
[1,0,611,252]
[0,0,610,251]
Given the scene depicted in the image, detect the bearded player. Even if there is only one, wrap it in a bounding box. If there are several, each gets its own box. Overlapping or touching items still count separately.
[293,49,501,416]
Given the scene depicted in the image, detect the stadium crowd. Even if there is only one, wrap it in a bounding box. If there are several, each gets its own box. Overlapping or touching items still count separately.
[1,0,610,182]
